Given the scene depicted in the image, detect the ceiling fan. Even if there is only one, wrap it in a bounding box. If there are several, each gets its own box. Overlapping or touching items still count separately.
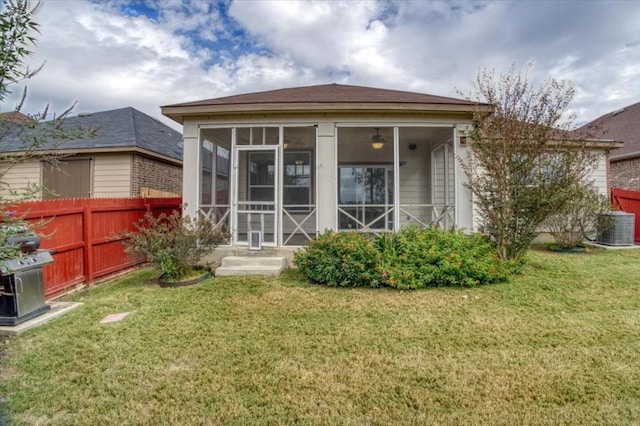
[370,128,386,149]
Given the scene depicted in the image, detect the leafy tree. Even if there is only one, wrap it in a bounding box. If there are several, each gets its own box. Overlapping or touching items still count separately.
[460,63,602,261]
[1,0,91,202]
[0,0,43,102]
[0,0,92,259]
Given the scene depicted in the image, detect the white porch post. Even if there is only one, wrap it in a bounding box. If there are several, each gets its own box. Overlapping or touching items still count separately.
[316,122,336,231]
[182,123,199,219]
[455,125,475,232]
[393,126,400,231]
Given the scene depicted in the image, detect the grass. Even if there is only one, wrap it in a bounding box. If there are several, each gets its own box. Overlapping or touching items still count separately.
[1,247,640,425]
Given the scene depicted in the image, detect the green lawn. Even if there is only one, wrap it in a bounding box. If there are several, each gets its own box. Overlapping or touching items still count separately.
[1,247,640,425]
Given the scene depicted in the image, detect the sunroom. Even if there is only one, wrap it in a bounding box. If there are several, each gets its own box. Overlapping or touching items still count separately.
[161,84,482,252]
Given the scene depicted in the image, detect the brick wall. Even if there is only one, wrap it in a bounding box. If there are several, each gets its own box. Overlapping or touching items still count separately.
[610,156,640,191]
[132,154,183,196]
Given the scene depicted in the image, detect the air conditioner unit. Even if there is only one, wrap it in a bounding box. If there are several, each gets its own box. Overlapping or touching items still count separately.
[596,211,635,246]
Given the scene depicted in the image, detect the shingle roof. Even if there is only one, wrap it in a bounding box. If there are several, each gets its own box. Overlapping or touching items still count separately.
[0,111,33,124]
[577,101,640,160]
[166,83,476,108]
[165,83,476,109]
[1,107,183,161]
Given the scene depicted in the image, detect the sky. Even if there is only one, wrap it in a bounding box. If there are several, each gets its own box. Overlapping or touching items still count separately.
[3,0,640,131]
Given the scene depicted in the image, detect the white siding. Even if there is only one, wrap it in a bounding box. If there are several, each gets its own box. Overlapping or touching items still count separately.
[590,150,608,195]
[0,160,41,200]
[399,142,430,204]
[398,140,431,228]
[93,154,132,198]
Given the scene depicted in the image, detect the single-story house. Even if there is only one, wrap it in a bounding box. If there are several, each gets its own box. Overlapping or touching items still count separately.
[161,83,615,253]
[577,101,640,191]
[0,107,183,199]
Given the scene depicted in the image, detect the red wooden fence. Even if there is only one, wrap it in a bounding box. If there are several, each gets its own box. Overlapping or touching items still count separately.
[9,197,182,298]
[611,188,640,244]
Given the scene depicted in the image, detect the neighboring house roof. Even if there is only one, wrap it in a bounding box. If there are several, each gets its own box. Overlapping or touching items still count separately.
[0,111,33,124]
[577,101,640,161]
[162,83,491,124]
[1,107,183,163]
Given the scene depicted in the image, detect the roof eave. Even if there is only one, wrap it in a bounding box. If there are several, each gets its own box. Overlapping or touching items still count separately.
[161,102,490,124]
[576,138,624,150]
[610,151,640,161]
[2,146,182,165]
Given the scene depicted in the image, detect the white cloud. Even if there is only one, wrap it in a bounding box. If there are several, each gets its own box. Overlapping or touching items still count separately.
[3,0,639,131]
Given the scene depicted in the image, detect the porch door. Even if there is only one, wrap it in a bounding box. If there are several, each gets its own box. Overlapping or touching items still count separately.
[234,147,278,247]
[338,166,393,231]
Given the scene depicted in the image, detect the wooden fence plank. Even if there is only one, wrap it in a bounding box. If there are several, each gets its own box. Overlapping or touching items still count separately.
[611,188,640,243]
[8,197,182,298]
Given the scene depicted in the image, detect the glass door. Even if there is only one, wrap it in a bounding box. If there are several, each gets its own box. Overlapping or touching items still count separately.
[234,147,278,247]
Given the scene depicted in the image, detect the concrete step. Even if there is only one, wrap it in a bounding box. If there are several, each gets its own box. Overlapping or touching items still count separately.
[216,256,286,276]
[215,265,284,276]
[220,256,286,268]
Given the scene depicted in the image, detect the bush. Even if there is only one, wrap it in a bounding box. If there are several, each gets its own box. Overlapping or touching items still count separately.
[293,230,382,287]
[121,210,228,281]
[294,226,514,289]
[544,183,613,249]
[378,227,513,289]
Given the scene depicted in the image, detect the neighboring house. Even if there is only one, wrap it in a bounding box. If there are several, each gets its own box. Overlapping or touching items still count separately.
[0,107,183,199]
[161,83,615,251]
[578,101,640,191]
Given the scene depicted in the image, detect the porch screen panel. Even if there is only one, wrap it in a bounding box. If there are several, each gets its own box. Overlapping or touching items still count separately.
[398,127,431,228]
[282,126,316,245]
[200,128,231,239]
[398,127,455,229]
[236,127,278,145]
[337,127,393,232]
[431,142,455,229]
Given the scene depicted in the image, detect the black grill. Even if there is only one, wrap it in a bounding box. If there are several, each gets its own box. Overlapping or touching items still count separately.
[0,230,54,326]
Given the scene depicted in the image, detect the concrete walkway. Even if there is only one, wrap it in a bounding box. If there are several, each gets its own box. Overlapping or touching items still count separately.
[0,302,83,336]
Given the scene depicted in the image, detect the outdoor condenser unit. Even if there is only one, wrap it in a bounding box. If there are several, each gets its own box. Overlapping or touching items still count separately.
[596,211,635,246]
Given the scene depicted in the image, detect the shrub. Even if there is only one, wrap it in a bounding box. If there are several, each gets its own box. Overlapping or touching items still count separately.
[295,226,514,289]
[377,226,513,289]
[544,183,614,249]
[121,210,228,281]
[293,230,382,287]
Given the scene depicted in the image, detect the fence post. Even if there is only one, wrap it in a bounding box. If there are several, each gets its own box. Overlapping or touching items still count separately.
[83,201,94,285]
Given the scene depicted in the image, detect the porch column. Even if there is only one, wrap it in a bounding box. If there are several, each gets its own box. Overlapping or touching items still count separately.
[316,122,337,231]
[455,140,475,232]
[182,123,199,219]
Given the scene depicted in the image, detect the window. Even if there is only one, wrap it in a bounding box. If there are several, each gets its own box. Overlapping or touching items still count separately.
[42,158,91,199]
[201,140,214,205]
[338,165,393,230]
[248,152,275,203]
[200,129,232,207]
[215,145,230,205]
[283,151,311,211]
[237,127,279,145]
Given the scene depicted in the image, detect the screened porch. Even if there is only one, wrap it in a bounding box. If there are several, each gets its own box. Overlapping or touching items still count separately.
[196,124,457,248]
[336,126,456,233]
